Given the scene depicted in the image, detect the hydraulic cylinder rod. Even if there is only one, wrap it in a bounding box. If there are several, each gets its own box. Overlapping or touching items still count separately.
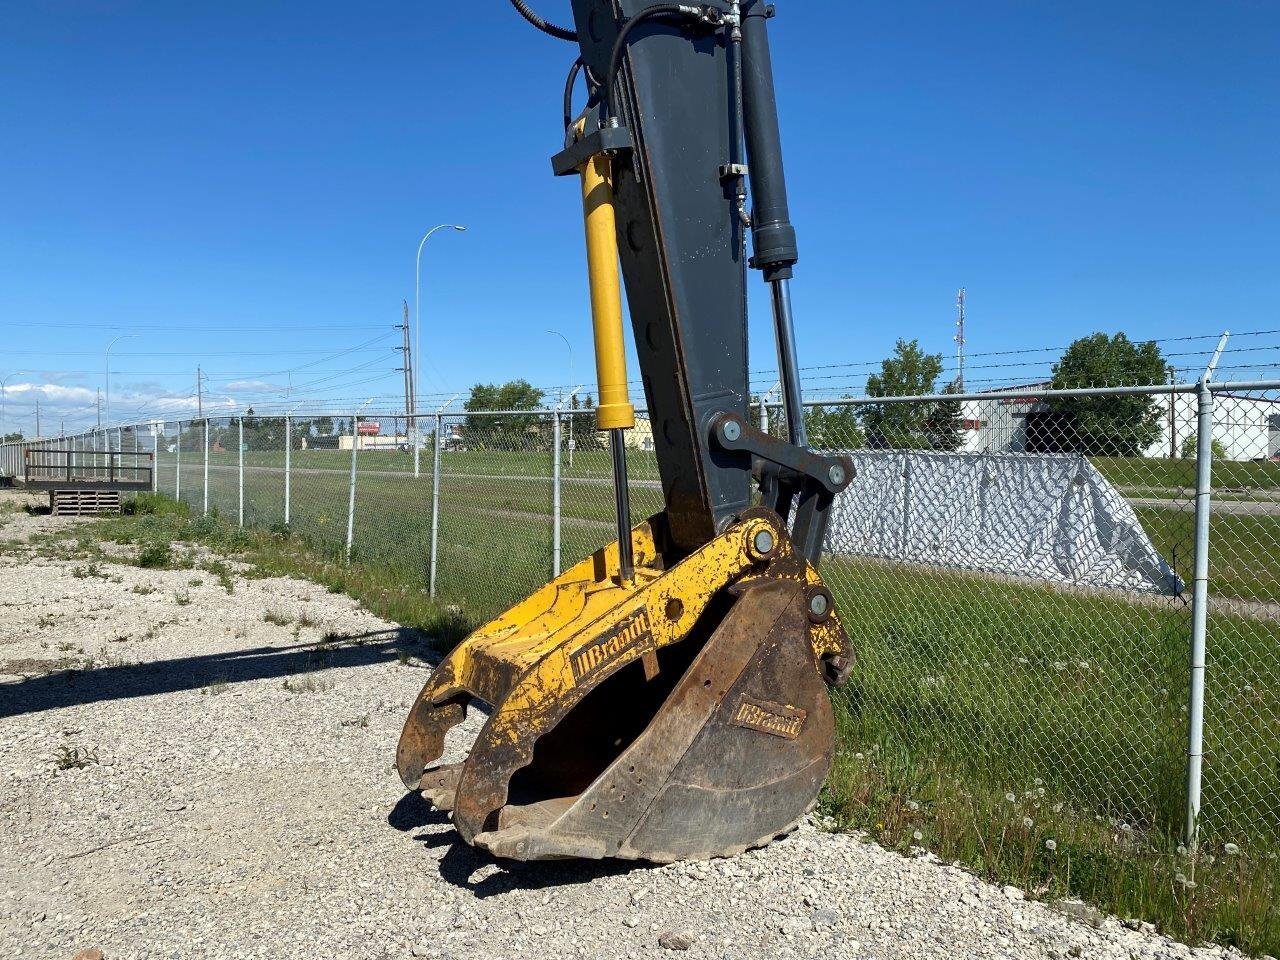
[742,1,807,448]
[768,278,807,448]
[579,149,636,581]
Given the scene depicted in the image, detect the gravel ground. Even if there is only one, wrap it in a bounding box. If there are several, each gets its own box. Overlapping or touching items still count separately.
[0,489,1251,960]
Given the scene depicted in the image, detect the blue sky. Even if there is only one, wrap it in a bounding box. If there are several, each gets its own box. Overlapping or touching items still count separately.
[1,1,1277,434]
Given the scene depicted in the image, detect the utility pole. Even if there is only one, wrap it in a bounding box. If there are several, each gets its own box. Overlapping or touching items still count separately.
[399,299,416,419]
[96,389,102,429]
[954,287,967,391]
[197,366,204,420]
[35,399,40,438]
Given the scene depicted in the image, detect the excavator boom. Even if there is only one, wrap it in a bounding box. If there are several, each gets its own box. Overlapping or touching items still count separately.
[397,0,854,862]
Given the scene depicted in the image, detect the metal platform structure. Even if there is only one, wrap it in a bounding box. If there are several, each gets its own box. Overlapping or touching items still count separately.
[23,449,153,514]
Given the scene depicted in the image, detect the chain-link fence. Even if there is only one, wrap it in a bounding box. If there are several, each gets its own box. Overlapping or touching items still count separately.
[2,380,1278,848]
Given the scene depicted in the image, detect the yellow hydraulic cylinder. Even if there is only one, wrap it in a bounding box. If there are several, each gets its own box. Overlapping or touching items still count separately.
[579,152,635,432]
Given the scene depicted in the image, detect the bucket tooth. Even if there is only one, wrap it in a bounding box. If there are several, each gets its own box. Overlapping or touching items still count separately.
[395,508,853,863]
[418,763,464,811]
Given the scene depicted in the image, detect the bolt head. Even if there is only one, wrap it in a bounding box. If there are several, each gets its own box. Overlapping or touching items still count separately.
[828,463,846,486]
[752,529,775,556]
[722,420,742,443]
[808,592,830,618]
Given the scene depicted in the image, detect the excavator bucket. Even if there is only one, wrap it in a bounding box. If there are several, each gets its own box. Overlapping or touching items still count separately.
[396,508,852,862]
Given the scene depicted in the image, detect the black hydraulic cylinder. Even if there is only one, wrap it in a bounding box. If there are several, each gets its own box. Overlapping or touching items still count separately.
[741,1,797,282]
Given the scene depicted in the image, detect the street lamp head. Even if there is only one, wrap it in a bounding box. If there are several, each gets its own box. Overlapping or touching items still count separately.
[452,225,467,232]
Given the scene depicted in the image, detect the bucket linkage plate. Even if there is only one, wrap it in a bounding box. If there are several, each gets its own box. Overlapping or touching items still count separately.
[396,508,852,862]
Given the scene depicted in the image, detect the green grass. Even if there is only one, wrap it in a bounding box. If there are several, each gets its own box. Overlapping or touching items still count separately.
[89,497,473,652]
[821,556,1280,954]
[1093,456,1280,493]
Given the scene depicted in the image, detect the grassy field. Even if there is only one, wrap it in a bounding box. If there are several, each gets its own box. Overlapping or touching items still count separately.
[157,447,1280,616]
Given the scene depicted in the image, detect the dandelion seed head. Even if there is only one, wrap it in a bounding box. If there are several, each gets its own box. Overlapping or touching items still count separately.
[1053,803,1064,813]
[1023,817,1034,829]
[1033,778,1044,787]
[1176,844,1187,856]
[1037,788,1045,798]
[1045,839,1057,851]
[1005,792,1016,803]
[906,800,919,812]
[913,830,923,841]
[1223,842,1240,856]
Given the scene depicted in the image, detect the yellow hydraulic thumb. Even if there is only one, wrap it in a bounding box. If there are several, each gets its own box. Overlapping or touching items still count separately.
[579,153,635,432]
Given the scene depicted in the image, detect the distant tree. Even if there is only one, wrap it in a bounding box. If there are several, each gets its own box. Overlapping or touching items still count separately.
[1181,432,1227,460]
[1047,333,1167,456]
[315,416,334,436]
[463,380,546,450]
[572,393,605,451]
[2,431,23,443]
[239,408,285,451]
[923,380,965,452]
[805,402,863,450]
[862,339,947,449]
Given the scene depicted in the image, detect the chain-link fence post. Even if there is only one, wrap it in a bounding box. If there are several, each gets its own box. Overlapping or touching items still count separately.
[429,412,442,599]
[283,413,292,527]
[346,412,360,562]
[238,417,245,527]
[414,414,421,479]
[175,420,182,503]
[151,423,158,492]
[1184,378,1216,847]
[202,419,209,516]
[552,409,562,576]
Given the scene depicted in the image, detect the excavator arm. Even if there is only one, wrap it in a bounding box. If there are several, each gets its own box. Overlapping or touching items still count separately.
[396,0,854,862]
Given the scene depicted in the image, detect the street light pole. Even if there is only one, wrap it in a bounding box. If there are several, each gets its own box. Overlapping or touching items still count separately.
[104,334,137,429]
[0,373,18,439]
[546,330,573,406]
[414,224,467,475]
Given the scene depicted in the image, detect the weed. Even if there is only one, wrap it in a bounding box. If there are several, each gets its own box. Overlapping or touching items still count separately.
[36,613,57,629]
[187,577,203,587]
[340,713,371,729]
[296,608,318,629]
[136,541,172,569]
[203,559,235,594]
[263,609,293,627]
[281,673,332,694]
[173,590,192,606]
[131,583,156,596]
[54,744,98,770]
[124,493,189,517]
[201,676,229,696]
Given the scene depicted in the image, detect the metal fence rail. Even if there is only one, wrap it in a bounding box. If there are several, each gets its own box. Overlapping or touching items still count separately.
[2,379,1277,851]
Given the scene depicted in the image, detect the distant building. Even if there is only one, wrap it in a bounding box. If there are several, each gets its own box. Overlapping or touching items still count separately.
[959,383,1280,461]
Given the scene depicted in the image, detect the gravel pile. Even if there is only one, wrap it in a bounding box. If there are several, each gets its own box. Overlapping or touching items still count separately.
[0,490,1251,960]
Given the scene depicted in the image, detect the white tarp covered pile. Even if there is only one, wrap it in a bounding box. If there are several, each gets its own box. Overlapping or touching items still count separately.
[826,450,1182,595]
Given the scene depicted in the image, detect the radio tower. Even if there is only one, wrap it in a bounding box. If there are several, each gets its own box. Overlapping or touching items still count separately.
[954,287,967,390]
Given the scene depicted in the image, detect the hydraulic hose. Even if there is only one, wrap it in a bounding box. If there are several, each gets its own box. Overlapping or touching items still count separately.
[599,4,712,125]
[507,0,577,42]
[563,57,583,131]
